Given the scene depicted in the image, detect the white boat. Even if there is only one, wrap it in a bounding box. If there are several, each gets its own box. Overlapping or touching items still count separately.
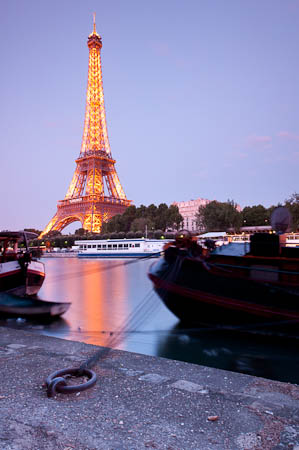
[198,232,229,247]
[228,234,250,243]
[75,238,171,258]
[286,233,299,247]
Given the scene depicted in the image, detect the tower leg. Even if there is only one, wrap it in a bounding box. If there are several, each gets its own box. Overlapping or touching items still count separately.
[39,214,59,238]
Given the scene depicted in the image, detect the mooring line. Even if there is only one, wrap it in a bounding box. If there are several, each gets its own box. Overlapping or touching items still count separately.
[45,255,180,397]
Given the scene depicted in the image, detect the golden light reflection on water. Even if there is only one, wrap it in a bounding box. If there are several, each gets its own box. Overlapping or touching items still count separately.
[40,258,128,348]
[76,260,128,348]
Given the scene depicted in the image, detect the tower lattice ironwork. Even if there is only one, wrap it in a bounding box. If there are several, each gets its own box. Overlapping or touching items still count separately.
[40,17,131,237]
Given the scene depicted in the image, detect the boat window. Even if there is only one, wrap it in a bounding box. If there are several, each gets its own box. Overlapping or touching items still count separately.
[135,244,140,248]
[92,245,96,248]
[79,245,83,249]
[97,245,101,249]
[124,244,128,248]
[118,244,123,248]
[113,244,117,249]
[129,244,132,247]
[88,245,91,248]
[84,245,87,249]
[108,245,112,249]
[102,245,106,249]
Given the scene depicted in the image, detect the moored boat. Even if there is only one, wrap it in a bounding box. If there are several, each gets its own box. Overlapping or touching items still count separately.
[0,231,45,296]
[148,211,299,335]
[75,238,172,258]
[286,233,299,247]
[0,292,71,319]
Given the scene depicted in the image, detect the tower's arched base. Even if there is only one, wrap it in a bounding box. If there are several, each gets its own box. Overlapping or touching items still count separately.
[39,195,130,238]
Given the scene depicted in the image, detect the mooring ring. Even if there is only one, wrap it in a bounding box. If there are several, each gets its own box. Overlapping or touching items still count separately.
[46,367,97,397]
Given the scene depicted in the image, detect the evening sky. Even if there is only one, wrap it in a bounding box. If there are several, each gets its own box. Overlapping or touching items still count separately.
[1,0,298,231]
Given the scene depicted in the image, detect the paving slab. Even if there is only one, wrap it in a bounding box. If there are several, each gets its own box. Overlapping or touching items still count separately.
[0,327,298,450]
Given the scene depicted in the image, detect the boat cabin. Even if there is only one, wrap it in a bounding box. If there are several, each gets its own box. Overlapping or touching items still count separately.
[0,232,23,263]
[75,238,172,258]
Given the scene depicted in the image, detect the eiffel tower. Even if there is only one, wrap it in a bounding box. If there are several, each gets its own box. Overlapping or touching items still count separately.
[40,16,131,237]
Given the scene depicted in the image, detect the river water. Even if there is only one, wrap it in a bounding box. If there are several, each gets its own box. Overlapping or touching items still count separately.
[2,257,299,384]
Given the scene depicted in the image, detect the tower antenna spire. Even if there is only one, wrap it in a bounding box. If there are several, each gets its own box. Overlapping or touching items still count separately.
[93,12,96,33]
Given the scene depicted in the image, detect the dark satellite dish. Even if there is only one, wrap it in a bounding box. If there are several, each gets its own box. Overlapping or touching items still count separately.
[270,207,291,234]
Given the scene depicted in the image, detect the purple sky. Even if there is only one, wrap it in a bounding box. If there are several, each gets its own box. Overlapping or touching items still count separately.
[1,0,299,232]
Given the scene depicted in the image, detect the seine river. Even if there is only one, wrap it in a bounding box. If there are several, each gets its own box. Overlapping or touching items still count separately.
[3,257,299,384]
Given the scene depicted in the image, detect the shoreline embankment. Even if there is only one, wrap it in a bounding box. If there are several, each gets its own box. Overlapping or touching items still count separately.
[0,327,298,449]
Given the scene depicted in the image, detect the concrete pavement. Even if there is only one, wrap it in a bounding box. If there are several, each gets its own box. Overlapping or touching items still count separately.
[0,327,298,450]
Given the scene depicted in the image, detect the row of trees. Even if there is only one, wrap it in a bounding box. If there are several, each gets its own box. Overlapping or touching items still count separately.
[99,204,183,234]
[28,203,183,247]
[197,193,299,232]
[27,195,299,248]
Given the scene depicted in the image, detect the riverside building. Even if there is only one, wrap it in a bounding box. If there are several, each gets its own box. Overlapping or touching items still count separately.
[172,198,211,232]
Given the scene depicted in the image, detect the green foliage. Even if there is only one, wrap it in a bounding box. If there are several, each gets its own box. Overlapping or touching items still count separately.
[24,228,42,236]
[74,228,87,236]
[241,205,269,227]
[284,192,299,231]
[197,200,242,232]
[154,229,164,239]
[241,196,299,231]
[43,230,62,238]
[100,203,183,235]
[130,217,154,233]
[134,230,143,238]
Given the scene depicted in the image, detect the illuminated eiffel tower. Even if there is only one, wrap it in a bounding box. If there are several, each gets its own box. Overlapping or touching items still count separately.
[40,16,131,237]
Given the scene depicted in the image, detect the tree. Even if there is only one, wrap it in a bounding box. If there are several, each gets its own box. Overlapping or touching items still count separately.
[99,203,183,234]
[74,228,87,236]
[241,205,269,227]
[136,204,147,218]
[285,193,299,231]
[146,204,158,223]
[102,214,123,233]
[43,230,62,238]
[120,206,137,232]
[197,200,242,232]
[130,217,154,233]
[154,229,163,239]
[167,205,183,230]
[24,228,42,236]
